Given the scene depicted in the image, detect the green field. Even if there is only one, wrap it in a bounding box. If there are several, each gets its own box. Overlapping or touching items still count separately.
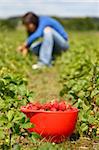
[0,29,99,149]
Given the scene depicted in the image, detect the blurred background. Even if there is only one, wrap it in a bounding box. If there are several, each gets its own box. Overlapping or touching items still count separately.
[0,0,99,30]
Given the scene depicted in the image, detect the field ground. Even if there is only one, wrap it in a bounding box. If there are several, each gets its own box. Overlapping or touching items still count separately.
[0,29,99,149]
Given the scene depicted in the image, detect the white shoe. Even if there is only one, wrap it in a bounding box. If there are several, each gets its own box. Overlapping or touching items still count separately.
[32,62,45,70]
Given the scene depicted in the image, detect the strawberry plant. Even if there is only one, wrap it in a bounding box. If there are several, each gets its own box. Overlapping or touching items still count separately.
[59,37,99,138]
[58,31,99,138]
[0,68,36,149]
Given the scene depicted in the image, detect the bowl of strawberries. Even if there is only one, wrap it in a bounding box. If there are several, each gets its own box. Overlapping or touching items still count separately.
[21,100,78,143]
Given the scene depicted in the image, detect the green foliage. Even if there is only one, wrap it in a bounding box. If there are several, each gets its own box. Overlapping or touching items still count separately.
[0,29,36,76]
[0,18,19,30]
[0,17,99,31]
[59,33,99,138]
[54,17,99,30]
[0,69,35,149]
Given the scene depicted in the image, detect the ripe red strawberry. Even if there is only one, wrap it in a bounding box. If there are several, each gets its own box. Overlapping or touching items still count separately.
[32,106,38,110]
[26,103,33,109]
[58,101,66,111]
[35,102,42,110]
[52,101,59,110]
[66,104,72,110]
[50,107,57,111]
[43,102,52,110]
[26,103,37,110]
[39,108,45,111]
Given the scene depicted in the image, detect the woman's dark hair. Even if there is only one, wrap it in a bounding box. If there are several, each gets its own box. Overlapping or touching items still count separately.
[22,12,39,36]
[22,12,39,27]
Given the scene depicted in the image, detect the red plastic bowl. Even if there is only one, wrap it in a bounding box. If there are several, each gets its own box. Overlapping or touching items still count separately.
[21,107,79,143]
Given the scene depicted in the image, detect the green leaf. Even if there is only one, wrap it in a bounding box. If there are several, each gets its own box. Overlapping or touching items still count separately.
[19,116,25,124]
[88,116,95,124]
[81,123,88,132]
[6,122,12,129]
[13,124,20,134]
[31,132,42,139]
[96,98,99,106]
[12,143,21,150]
[82,117,87,123]
[0,99,5,109]
[91,89,99,98]
[0,80,5,90]
[77,98,83,108]
[0,115,8,124]
[7,110,14,121]
[0,129,5,139]
[3,75,12,80]
[21,122,34,129]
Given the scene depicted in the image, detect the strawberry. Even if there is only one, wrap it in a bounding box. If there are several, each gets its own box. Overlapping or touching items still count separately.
[50,107,57,111]
[35,102,42,110]
[52,101,59,110]
[39,109,45,111]
[43,102,52,110]
[32,106,38,110]
[25,101,73,112]
[26,103,37,110]
[58,101,66,111]
[66,104,72,110]
[26,103,33,109]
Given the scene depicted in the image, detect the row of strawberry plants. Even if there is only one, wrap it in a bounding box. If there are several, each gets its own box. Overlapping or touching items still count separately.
[58,37,99,138]
[0,68,39,149]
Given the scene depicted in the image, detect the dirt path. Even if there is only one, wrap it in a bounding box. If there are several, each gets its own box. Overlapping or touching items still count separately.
[27,66,62,101]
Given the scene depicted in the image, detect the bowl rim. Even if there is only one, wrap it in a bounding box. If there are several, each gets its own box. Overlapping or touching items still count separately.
[21,106,79,114]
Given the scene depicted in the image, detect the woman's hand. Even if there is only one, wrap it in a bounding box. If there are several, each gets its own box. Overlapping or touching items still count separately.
[22,48,28,56]
[17,45,23,52]
[17,42,28,56]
